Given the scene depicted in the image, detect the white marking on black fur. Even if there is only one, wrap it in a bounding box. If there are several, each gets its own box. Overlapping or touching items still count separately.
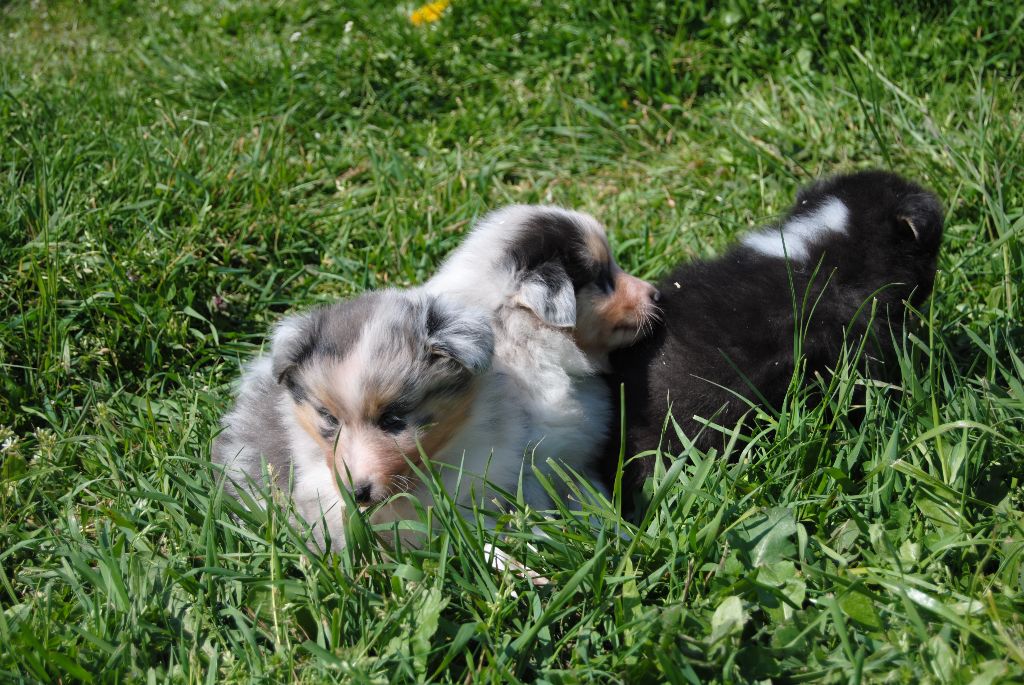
[743,197,849,261]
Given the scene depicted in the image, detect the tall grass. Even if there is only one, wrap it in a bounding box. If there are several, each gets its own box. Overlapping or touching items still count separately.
[1,1,1021,682]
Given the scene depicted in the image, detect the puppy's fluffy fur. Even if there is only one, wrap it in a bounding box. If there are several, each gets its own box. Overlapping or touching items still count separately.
[213,205,658,549]
[607,170,943,498]
[424,205,660,506]
[212,289,500,549]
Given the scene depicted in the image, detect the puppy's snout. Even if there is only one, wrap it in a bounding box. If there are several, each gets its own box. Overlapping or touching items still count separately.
[352,481,373,505]
[626,274,660,309]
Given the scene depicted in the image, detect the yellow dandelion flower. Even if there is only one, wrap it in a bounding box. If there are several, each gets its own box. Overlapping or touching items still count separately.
[410,0,451,25]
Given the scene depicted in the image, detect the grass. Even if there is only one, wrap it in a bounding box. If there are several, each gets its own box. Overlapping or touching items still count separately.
[1,0,1022,681]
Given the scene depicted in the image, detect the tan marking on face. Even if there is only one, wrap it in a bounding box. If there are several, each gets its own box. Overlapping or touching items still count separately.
[322,351,369,417]
[365,381,479,490]
[290,348,483,505]
[572,220,658,356]
[291,401,338,464]
[290,352,380,490]
[341,425,412,494]
[604,268,657,327]
[574,265,659,356]
[582,226,611,266]
[300,350,403,421]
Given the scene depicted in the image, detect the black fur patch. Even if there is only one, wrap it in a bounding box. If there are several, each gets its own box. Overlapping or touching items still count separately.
[425,298,447,339]
[605,170,944,510]
[528,260,571,293]
[282,373,308,404]
[505,211,601,290]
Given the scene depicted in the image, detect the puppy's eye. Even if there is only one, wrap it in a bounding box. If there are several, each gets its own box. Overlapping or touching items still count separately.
[378,412,407,434]
[317,407,339,427]
[594,267,615,294]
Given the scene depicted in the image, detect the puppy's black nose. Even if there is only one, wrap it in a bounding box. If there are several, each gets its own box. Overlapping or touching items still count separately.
[352,482,373,504]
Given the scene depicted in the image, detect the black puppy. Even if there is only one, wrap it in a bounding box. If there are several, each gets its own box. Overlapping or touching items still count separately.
[606,170,943,500]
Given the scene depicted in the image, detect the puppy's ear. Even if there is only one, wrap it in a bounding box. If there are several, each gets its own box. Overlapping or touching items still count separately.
[426,297,494,373]
[270,312,313,395]
[895,190,944,251]
[514,261,576,328]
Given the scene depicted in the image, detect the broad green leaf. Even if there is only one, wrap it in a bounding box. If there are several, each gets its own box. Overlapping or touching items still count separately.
[730,507,797,568]
[838,590,882,631]
[830,519,860,554]
[927,634,957,684]
[412,585,446,678]
[969,660,1009,685]
[711,595,747,644]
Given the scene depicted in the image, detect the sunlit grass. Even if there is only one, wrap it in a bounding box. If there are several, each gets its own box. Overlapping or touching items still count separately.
[1,1,1022,682]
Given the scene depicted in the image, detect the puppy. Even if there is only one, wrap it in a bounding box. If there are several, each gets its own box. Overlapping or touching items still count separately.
[212,289,498,550]
[214,206,659,552]
[607,170,944,502]
[424,205,661,507]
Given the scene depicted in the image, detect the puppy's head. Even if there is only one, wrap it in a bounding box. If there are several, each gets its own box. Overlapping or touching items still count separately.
[271,291,494,506]
[787,170,944,304]
[465,205,660,361]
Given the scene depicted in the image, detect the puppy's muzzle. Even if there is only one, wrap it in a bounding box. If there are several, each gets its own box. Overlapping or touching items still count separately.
[615,272,661,323]
[352,481,374,505]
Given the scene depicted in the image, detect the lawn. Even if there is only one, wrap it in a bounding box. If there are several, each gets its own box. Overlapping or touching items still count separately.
[1,0,1022,682]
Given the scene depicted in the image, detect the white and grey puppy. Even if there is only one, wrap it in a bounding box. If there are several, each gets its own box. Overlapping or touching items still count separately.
[424,205,661,506]
[212,289,500,549]
[214,206,658,550]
